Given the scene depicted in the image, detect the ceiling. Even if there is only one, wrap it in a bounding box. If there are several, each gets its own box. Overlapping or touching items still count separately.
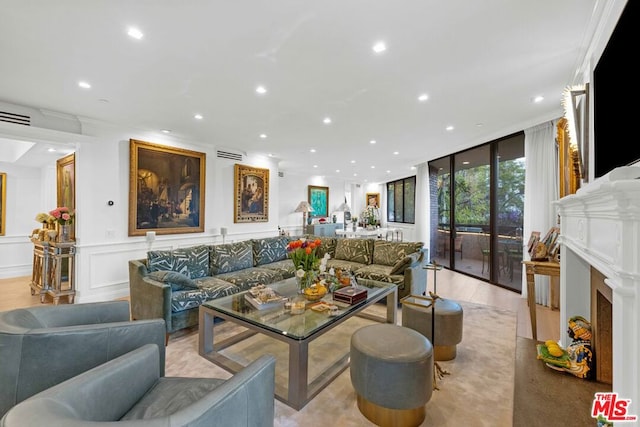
[0,1,598,182]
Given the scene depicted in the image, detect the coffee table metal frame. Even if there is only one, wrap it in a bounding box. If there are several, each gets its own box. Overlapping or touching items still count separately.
[198,278,397,410]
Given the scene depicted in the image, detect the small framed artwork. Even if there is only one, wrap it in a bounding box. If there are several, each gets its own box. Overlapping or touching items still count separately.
[308,185,329,218]
[0,172,6,236]
[234,164,269,223]
[129,139,206,236]
[366,193,380,208]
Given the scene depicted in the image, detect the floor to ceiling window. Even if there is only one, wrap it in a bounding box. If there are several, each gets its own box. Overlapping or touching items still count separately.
[430,132,525,292]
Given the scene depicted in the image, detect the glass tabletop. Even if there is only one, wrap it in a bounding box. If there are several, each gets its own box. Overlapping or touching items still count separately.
[202,277,394,340]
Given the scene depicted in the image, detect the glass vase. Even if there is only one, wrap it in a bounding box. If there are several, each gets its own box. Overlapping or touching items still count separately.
[59,224,71,242]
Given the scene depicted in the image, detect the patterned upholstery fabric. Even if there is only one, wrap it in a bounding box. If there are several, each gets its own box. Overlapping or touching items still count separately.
[209,241,254,275]
[171,281,240,313]
[311,236,338,258]
[147,245,210,279]
[252,236,290,266]
[326,259,367,273]
[148,270,197,291]
[259,259,296,278]
[215,267,284,291]
[372,241,423,266]
[334,238,374,264]
[354,264,404,286]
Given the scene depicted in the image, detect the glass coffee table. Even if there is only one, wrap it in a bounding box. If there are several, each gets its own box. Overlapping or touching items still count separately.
[198,277,397,410]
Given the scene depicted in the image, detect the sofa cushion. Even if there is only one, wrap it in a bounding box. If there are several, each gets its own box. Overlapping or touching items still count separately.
[334,238,374,265]
[355,264,404,286]
[252,236,290,266]
[259,259,297,279]
[306,236,337,259]
[147,245,210,279]
[214,267,284,291]
[209,241,254,275]
[326,259,367,273]
[148,270,198,291]
[171,280,240,313]
[373,241,423,267]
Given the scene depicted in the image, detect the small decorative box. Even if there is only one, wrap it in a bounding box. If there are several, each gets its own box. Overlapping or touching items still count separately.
[332,286,368,305]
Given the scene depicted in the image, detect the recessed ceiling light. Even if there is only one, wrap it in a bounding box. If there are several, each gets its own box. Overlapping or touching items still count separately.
[393,151,399,155]
[372,41,387,53]
[336,169,340,173]
[260,134,267,139]
[353,173,358,177]
[194,114,203,120]
[411,166,416,170]
[386,170,391,173]
[533,95,544,103]
[310,148,316,153]
[350,160,356,164]
[371,166,375,169]
[47,148,56,153]
[369,140,376,144]
[127,27,143,40]
[446,125,454,131]
[268,153,273,157]
[256,85,267,94]
[78,81,91,89]
[418,93,429,102]
[161,129,171,134]
[323,117,332,124]
[476,123,484,127]
[313,165,318,168]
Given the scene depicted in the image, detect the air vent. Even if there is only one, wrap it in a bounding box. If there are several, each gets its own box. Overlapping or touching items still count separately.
[216,150,243,161]
[0,111,30,126]
[278,172,284,177]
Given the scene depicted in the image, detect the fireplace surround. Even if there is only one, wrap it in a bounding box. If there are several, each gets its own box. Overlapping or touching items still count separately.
[556,166,640,422]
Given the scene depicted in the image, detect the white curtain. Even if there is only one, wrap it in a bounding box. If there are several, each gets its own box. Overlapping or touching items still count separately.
[522,121,559,305]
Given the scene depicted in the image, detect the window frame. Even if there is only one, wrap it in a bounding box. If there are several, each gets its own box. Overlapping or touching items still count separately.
[386,175,416,224]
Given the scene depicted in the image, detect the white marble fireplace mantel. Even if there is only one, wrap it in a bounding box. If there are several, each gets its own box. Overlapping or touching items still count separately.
[555,166,640,423]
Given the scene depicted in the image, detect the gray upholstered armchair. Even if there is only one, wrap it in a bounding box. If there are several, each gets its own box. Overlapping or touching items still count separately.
[0,301,166,418]
[0,344,276,427]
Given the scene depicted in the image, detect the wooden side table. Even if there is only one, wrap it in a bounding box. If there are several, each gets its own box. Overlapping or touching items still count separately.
[522,260,560,340]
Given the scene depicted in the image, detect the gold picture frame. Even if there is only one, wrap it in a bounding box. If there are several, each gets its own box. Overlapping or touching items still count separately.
[0,172,6,236]
[366,192,380,208]
[234,164,269,223]
[308,185,329,218]
[57,153,76,240]
[129,139,206,236]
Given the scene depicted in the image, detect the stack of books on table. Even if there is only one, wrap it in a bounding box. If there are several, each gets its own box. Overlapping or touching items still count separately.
[244,290,286,310]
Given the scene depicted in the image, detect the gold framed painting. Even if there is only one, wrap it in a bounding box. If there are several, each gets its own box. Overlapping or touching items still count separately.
[366,192,380,208]
[56,153,75,211]
[308,185,329,218]
[234,164,269,223]
[129,139,206,236]
[0,172,6,236]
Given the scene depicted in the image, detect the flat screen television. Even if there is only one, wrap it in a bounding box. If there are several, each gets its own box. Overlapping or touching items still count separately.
[592,0,640,178]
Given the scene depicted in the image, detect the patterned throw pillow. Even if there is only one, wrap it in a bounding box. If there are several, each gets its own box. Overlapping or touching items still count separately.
[252,236,290,266]
[148,270,198,291]
[334,238,374,264]
[147,250,174,273]
[209,240,254,275]
[373,241,424,266]
[172,245,209,279]
[389,252,420,275]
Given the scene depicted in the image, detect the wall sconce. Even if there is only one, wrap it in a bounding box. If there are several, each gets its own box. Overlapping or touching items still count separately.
[294,201,313,230]
[145,231,156,251]
[220,227,228,244]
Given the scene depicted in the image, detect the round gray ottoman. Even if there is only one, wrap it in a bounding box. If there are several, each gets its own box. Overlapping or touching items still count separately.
[402,297,463,361]
[350,324,433,427]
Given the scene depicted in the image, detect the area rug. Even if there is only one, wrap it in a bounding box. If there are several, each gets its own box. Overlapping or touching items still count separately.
[165,300,516,426]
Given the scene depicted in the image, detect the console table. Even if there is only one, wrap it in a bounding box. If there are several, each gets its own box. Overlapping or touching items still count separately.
[522,260,560,340]
[30,239,76,304]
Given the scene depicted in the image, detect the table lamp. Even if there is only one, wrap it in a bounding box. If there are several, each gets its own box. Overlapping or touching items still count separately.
[294,201,313,229]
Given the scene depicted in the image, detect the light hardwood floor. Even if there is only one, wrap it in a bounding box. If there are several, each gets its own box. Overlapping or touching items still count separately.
[0,269,561,342]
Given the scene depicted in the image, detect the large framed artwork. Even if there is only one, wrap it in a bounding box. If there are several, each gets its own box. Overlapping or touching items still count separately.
[308,185,329,218]
[234,164,269,223]
[56,153,75,212]
[129,139,206,236]
[0,173,6,236]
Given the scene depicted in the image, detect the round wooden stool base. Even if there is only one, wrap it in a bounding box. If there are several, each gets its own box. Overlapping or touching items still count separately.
[434,344,457,361]
[356,394,425,427]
